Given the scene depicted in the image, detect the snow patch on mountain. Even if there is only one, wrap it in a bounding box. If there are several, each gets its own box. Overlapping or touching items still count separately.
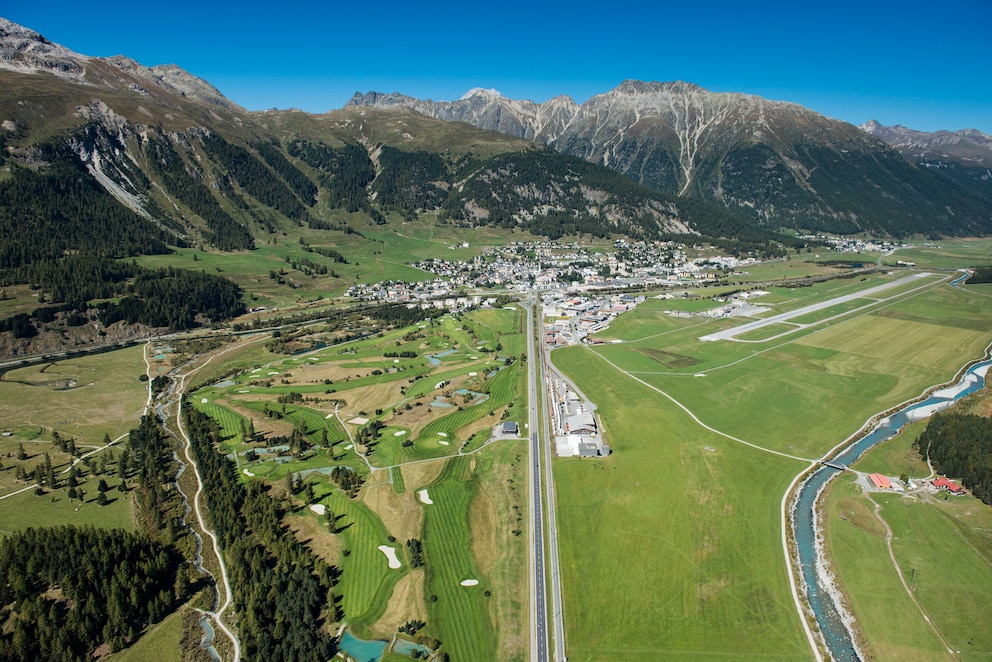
[461,87,502,100]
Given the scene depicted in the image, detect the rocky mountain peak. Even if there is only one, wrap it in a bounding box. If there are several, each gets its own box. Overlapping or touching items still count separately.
[0,17,88,81]
[862,119,992,167]
[0,18,238,111]
[461,87,502,100]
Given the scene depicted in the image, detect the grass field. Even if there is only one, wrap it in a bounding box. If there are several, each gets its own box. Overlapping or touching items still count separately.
[882,239,992,269]
[107,608,185,662]
[0,345,146,533]
[134,216,550,306]
[0,478,134,535]
[825,463,992,660]
[422,456,495,660]
[822,476,952,660]
[0,345,149,446]
[585,279,992,459]
[551,266,992,659]
[552,348,811,659]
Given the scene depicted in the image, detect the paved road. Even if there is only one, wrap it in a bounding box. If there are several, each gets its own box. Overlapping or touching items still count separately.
[698,272,940,342]
[525,298,568,661]
[525,300,550,662]
[538,338,567,661]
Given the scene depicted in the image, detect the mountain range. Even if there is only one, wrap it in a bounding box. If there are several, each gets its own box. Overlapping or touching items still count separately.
[860,120,992,198]
[349,83,992,237]
[1,14,990,271]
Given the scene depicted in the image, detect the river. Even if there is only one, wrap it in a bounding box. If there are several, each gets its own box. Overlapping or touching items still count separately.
[792,354,992,660]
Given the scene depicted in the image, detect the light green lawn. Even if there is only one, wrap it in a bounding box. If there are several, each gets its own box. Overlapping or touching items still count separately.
[585,283,992,459]
[552,348,811,660]
[822,476,952,660]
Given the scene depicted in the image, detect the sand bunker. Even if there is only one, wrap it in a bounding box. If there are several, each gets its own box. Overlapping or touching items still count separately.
[394,430,407,436]
[438,440,449,446]
[201,398,208,404]
[343,444,354,450]
[325,413,335,419]
[309,503,326,515]
[378,545,401,569]
[459,579,479,587]
[418,489,433,505]
[242,468,254,477]
[437,432,448,437]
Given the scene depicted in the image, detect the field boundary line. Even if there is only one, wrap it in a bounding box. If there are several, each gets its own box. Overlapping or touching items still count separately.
[582,346,813,462]
[624,271,954,378]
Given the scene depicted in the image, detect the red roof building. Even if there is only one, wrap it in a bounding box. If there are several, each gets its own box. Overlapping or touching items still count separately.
[868,473,892,490]
[932,477,966,495]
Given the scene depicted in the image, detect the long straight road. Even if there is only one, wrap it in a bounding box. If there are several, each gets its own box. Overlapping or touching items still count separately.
[524,298,566,662]
[525,300,550,662]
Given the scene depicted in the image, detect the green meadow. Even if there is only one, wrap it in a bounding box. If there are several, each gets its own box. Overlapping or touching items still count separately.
[551,348,811,659]
[0,345,149,533]
[551,266,992,659]
[824,471,992,659]
[882,238,992,269]
[821,377,992,660]
[585,276,992,459]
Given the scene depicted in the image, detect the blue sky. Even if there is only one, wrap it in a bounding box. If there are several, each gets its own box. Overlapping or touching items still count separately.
[5,0,991,133]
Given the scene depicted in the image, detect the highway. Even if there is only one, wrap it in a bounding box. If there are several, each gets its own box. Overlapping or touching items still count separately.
[524,298,566,662]
[525,299,550,662]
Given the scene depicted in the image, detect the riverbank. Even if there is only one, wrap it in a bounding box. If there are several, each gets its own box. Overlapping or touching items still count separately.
[788,344,992,660]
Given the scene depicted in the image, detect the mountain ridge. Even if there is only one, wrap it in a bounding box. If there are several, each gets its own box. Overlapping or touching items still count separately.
[349,81,992,236]
[2,15,990,253]
[861,120,992,199]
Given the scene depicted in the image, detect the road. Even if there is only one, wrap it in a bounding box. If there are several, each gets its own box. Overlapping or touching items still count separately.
[167,339,264,662]
[524,298,567,662]
[525,299,549,662]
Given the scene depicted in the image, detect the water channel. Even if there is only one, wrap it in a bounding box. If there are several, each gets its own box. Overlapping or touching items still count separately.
[793,354,992,660]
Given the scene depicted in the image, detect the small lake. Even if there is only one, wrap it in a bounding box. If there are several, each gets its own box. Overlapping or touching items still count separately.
[338,630,432,661]
[339,631,386,662]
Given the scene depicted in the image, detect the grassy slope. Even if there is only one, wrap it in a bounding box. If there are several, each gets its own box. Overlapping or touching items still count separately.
[823,380,992,660]
[553,267,992,659]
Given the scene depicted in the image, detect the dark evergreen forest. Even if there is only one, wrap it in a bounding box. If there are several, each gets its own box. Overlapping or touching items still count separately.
[918,412,992,505]
[0,527,182,661]
[183,407,338,661]
[0,148,174,269]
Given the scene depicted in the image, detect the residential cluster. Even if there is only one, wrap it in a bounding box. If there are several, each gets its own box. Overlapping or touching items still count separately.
[347,240,759,307]
[798,235,908,255]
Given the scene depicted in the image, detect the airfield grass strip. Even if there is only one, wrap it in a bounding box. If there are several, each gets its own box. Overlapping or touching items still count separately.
[423,456,495,661]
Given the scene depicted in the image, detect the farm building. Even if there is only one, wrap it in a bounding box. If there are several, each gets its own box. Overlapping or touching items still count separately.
[868,473,892,490]
[931,477,966,496]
